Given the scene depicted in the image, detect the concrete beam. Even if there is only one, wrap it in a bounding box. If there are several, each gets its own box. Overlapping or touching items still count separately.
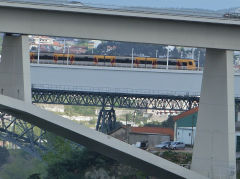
[0,34,31,103]
[0,94,206,179]
[191,49,236,178]
[0,2,239,49]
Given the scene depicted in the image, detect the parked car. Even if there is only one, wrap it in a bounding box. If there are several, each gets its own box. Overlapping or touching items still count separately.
[169,141,185,150]
[135,141,148,150]
[155,141,171,149]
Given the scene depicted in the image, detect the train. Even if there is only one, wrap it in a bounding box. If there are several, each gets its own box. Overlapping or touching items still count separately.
[30,52,197,70]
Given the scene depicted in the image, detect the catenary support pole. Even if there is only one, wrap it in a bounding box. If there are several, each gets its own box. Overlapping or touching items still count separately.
[0,34,31,103]
[191,49,236,178]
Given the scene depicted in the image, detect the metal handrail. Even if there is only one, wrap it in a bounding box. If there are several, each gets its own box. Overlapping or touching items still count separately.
[32,84,200,97]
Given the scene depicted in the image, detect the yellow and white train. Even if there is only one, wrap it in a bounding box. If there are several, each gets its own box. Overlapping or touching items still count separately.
[30,52,197,70]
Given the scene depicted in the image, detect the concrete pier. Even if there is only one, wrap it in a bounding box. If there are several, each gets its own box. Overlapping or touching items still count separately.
[0,34,31,103]
[191,49,236,178]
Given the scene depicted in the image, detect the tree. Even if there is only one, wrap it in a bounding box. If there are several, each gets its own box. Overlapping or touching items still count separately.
[42,132,76,165]
[0,146,9,167]
[41,132,148,178]
[161,116,174,128]
[144,116,174,129]
[27,173,41,179]
[45,149,116,178]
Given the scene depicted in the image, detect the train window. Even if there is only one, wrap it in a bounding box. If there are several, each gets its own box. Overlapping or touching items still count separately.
[169,61,177,66]
[98,58,105,62]
[85,57,93,62]
[125,59,131,63]
[182,62,187,66]
[189,61,193,65]
[157,61,166,65]
[139,60,145,64]
[116,58,121,63]
[146,60,152,64]
[116,58,129,63]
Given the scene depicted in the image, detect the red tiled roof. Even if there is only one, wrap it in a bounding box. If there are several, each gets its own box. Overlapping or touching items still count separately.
[173,107,199,121]
[130,127,174,139]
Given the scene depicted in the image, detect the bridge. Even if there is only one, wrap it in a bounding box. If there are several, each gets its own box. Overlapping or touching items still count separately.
[0,0,239,178]
[30,64,240,97]
[30,64,240,133]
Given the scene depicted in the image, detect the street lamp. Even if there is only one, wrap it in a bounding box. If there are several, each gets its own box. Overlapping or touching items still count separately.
[37,38,41,64]
[131,48,134,68]
[67,45,71,65]
[198,51,200,71]
[156,49,158,58]
[166,46,170,70]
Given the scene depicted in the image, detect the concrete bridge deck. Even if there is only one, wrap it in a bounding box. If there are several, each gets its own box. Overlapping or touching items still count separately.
[31,64,240,97]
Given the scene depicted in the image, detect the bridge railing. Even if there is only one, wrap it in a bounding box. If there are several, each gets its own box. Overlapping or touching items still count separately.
[32,84,200,97]
[4,0,225,19]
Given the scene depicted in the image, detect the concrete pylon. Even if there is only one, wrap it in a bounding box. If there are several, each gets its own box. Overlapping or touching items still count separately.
[0,34,31,103]
[191,49,236,178]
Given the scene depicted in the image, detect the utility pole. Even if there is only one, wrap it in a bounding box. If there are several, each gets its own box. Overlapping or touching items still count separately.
[67,45,70,65]
[63,39,66,53]
[156,49,158,58]
[166,47,169,70]
[198,51,200,71]
[131,48,134,68]
[37,38,40,64]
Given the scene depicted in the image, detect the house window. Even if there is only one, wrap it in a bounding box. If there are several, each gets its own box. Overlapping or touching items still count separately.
[189,133,191,136]
[237,136,240,152]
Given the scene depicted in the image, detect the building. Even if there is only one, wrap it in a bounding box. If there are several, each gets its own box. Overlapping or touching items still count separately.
[33,36,54,45]
[173,107,240,152]
[110,126,173,147]
[173,107,198,145]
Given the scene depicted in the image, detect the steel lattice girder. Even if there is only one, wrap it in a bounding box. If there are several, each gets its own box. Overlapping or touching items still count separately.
[0,112,47,159]
[0,111,83,160]
[96,108,117,133]
[32,89,200,111]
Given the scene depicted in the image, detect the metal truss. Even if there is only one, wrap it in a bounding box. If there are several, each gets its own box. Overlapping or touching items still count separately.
[96,107,117,133]
[0,112,47,159]
[1,88,238,160]
[32,89,200,111]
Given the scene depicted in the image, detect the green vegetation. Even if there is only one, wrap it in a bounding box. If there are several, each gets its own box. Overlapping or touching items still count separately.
[75,39,89,47]
[41,133,147,178]
[118,110,150,125]
[0,132,149,178]
[0,146,9,167]
[42,133,75,165]
[143,121,162,127]
[64,105,98,116]
[161,151,192,165]
[144,116,174,128]
[0,149,46,179]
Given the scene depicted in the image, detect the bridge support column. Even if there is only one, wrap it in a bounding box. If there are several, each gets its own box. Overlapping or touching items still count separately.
[0,34,31,103]
[96,107,117,134]
[191,49,236,178]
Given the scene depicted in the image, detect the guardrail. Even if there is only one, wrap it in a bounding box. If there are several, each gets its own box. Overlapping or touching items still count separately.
[32,84,200,97]
[0,0,228,20]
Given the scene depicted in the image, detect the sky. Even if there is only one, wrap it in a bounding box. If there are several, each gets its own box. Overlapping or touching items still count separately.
[77,0,240,11]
